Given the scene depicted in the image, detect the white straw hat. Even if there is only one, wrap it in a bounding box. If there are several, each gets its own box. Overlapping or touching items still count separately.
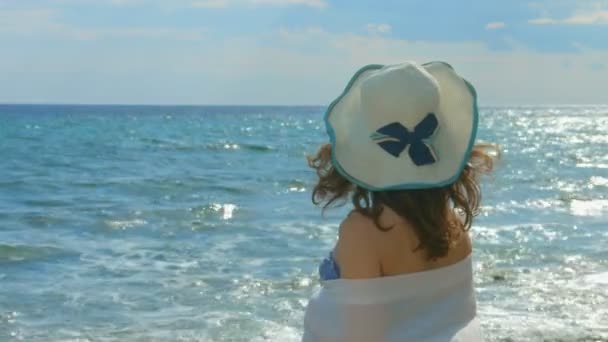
[325,61,478,190]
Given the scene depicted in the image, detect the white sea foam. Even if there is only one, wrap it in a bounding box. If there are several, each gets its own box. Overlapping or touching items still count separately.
[105,218,147,230]
[570,199,608,217]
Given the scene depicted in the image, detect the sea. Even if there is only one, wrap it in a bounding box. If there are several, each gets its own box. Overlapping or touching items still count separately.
[0,104,607,341]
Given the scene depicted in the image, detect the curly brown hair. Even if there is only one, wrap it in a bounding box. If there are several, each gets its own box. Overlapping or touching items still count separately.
[308,143,498,260]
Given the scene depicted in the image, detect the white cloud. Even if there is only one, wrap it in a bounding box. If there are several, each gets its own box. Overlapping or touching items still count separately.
[485,21,506,30]
[90,27,204,40]
[0,9,57,31]
[249,0,327,8]
[0,9,76,37]
[528,17,556,24]
[563,9,608,24]
[529,1,608,25]
[1,0,326,9]
[279,26,325,40]
[0,8,205,41]
[72,28,607,104]
[48,0,146,5]
[110,0,137,4]
[139,0,328,9]
[191,0,229,8]
[191,0,330,9]
[233,31,608,104]
[529,10,608,24]
[2,21,607,105]
[366,23,392,35]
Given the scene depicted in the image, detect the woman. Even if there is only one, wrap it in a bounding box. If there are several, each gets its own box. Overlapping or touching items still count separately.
[303,61,496,341]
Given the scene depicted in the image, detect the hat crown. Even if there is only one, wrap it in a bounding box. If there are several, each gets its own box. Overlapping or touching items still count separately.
[324,61,478,190]
[360,62,440,131]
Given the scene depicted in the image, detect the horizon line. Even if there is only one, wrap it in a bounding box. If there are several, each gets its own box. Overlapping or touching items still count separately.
[2,102,608,108]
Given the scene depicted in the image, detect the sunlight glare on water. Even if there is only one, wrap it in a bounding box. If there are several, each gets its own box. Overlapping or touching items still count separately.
[0,104,606,341]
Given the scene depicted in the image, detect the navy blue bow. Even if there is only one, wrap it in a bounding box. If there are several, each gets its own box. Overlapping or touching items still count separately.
[370,113,439,166]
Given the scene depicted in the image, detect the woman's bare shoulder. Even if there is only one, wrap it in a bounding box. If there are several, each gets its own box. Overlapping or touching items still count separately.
[334,211,383,279]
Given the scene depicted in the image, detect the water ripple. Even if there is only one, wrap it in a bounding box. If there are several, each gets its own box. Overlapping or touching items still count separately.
[1,105,607,341]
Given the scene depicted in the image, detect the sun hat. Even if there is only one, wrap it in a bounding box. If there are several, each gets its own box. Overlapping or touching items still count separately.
[324,61,479,191]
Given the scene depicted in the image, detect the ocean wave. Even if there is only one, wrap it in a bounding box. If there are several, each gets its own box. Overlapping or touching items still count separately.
[0,244,76,263]
[21,199,72,208]
[205,143,276,152]
[0,180,27,187]
[286,179,307,193]
[570,199,608,217]
[104,218,148,230]
[139,137,276,153]
[190,203,238,221]
[585,272,608,285]
[19,213,71,228]
[203,184,256,195]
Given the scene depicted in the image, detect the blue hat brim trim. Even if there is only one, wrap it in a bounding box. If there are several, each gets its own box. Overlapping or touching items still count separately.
[323,61,479,191]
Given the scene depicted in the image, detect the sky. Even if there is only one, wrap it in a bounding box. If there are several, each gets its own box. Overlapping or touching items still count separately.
[0,0,607,105]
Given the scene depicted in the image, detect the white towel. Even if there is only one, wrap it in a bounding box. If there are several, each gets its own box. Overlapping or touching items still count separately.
[303,255,481,341]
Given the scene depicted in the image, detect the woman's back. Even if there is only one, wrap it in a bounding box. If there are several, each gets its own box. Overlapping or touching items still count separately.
[331,209,472,280]
[372,208,472,277]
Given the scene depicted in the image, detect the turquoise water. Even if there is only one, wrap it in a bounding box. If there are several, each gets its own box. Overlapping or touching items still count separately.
[0,104,607,341]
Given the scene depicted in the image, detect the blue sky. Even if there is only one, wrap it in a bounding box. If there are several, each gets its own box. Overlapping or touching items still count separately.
[1,0,607,105]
